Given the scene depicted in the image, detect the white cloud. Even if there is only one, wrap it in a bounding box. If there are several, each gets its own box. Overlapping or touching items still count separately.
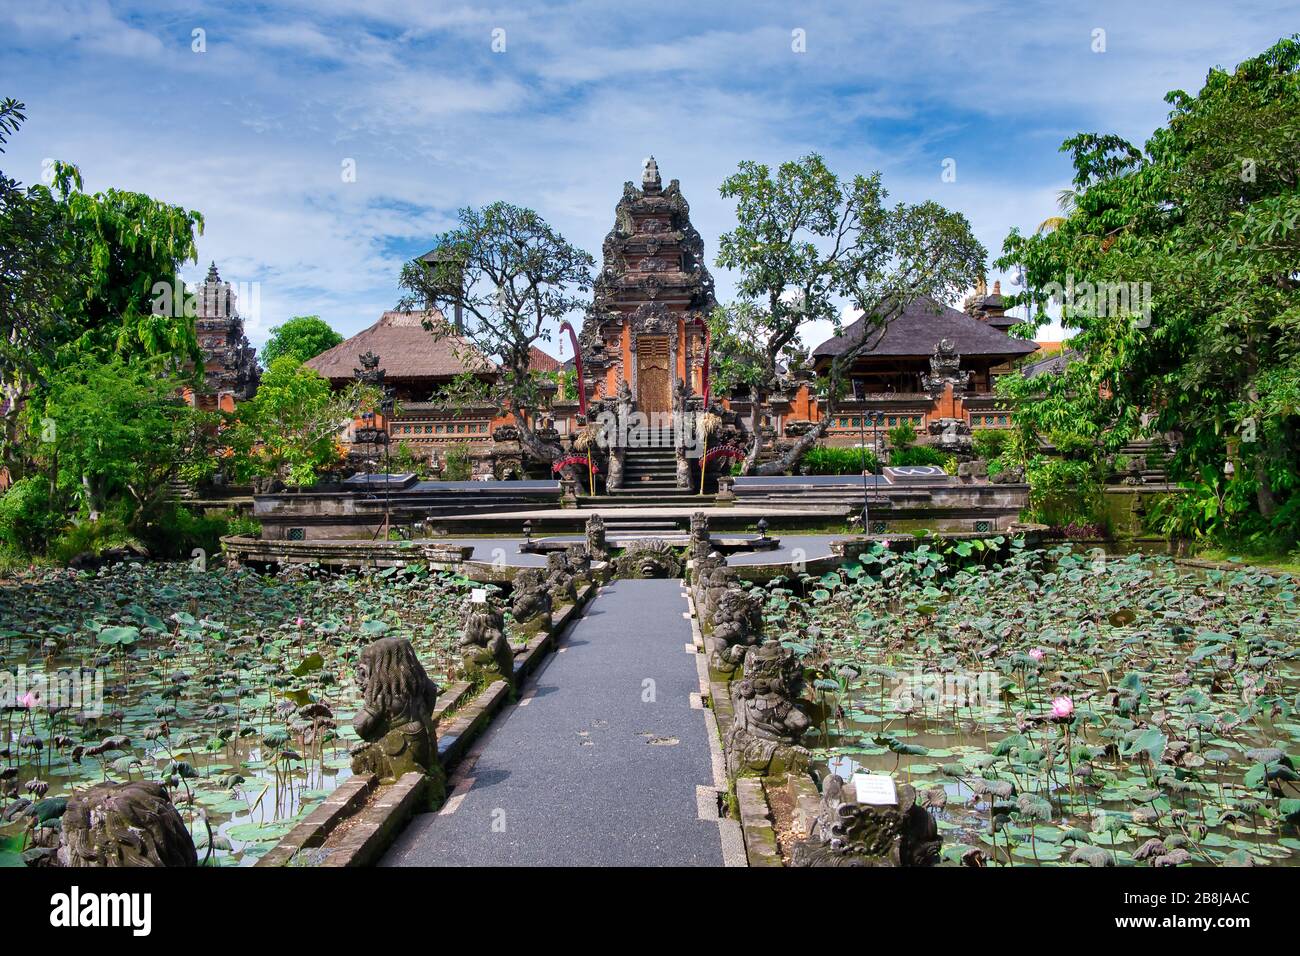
[0,0,1291,354]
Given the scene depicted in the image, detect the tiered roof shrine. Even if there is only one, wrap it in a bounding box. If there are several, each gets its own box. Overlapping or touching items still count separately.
[578,157,717,417]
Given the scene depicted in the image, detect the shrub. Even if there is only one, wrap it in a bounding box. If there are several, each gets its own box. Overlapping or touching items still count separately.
[0,477,61,556]
[887,420,917,450]
[799,446,880,475]
[225,515,262,539]
[972,429,1013,460]
[48,517,144,565]
[1024,456,1107,529]
[889,445,947,467]
[135,505,237,560]
[441,442,473,481]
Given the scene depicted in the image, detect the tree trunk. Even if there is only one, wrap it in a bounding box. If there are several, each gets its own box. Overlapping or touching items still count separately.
[512,409,564,466]
[740,386,764,475]
[1253,452,1277,517]
[754,412,834,475]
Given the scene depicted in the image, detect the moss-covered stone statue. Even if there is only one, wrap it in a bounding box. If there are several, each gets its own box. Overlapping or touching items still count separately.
[726,640,811,776]
[351,637,444,801]
[564,543,593,587]
[59,781,198,867]
[689,511,711,561]
[585,512,609,562]
[510,568,553,637]
[459,596,515,689]
[791,774,941,867]
[708,585,763,673]
[545,551,579,606]
[610,538,683,578]
[697,560,737,622]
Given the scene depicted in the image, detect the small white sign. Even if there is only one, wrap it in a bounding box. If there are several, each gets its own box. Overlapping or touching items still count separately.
[852,772,898,806]
[471,588,487,604]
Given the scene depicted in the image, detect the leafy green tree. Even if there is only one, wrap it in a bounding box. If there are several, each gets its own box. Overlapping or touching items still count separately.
[260,315,343,366]
[228,357,374,486]
[35,354,216,524]
[715,153,986,473]
[0,101,204,476]
[397,202,593,462]
[997,36,1300,546]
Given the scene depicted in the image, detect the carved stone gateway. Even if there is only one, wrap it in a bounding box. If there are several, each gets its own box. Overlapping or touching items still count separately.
[791,774,941,867]
[59,781,197,867]
[578,158,716,427]
[725,640,811,776]
[351,637,443,796]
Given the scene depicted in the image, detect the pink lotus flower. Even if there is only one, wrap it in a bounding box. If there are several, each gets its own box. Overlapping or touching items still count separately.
[1051,696,1074,719]
[296,617,305,628]
[18,691,38,709]
[1028,648,1045,662]
[880,539,891,549]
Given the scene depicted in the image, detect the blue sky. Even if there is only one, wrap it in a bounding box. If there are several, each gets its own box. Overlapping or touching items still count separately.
[1,0,1294,352]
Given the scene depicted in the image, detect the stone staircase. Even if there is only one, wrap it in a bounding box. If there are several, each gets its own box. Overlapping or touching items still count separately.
[613,431,686,494]
[1115,439,1174,484]
[165,479,198,501]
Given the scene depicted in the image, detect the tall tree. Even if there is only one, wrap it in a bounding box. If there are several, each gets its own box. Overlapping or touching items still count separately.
[36,354,217,522]
[715,153,986,473]
[396,202,594,462]
[997,36,1300,544]
[227,357,376,486]
[0,101,205,475]
[260,314,343,366]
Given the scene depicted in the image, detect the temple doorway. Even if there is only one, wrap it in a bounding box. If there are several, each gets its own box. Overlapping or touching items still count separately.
[636,336,671,415]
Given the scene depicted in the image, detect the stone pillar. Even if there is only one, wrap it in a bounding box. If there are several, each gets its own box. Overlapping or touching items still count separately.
[560,477,579,507]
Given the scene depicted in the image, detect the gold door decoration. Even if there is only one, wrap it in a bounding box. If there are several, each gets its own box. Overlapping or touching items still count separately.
[636,336,671,415]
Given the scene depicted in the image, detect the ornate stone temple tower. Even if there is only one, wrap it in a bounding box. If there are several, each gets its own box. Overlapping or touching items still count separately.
[579,157,717,417]
[193,262,260,407]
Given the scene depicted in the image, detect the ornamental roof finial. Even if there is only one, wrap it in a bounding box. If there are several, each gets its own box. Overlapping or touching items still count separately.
[642,155,661,189]
[206,261,221,284]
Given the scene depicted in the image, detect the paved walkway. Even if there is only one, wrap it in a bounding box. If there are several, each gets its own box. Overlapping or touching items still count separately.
[382,579,733,866]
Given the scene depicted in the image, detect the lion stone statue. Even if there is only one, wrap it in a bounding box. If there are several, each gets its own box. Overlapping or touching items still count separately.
[791,774,941,867]
[610,538,683,579]
[459,598,515,689]
[351,637,443,799]
[59,781,197,867]
[510,568,553,637]
[545,551,579,606]
[725,641,811,776]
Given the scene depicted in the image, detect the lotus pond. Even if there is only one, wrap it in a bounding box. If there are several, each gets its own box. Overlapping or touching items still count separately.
[0,561,485,866]
[753,542,1300,866]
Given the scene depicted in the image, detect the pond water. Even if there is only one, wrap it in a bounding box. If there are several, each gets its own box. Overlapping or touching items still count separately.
[0,561,483,866]
[747,542,1300,866]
